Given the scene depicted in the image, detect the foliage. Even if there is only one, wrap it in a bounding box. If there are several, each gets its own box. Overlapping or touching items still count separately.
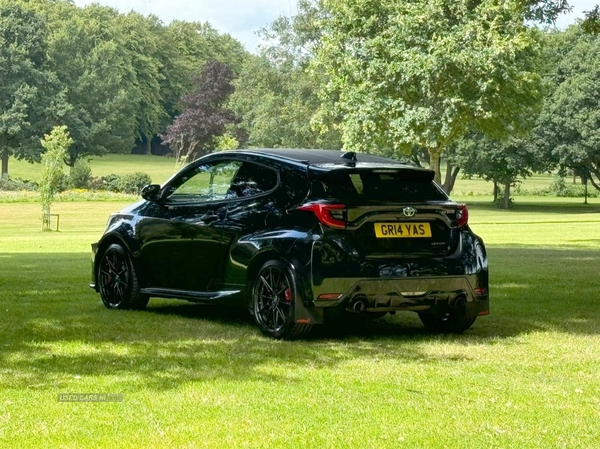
[230,55,341,149]
[161,61,241,163]
[533,25,600,192]
[457,134,547,208]
[230,2,341,150]
[0,1,63,176]
[119,172,152,194]
[0,175,38,191]
[94,172,152,194]
[39,125,72,223]
[68,159,92,189]
[314,0,544,182]
[213,133,239,151]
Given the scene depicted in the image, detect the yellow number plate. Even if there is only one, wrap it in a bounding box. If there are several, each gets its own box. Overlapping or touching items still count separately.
[374,222,432,238]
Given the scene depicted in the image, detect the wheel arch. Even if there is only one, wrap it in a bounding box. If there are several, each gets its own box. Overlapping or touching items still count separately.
[93,234,134,286]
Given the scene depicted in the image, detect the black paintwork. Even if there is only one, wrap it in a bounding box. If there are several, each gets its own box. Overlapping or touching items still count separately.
[91,149,489,325]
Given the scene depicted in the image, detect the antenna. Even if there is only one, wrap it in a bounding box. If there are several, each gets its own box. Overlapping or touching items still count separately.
[340,151,357,166]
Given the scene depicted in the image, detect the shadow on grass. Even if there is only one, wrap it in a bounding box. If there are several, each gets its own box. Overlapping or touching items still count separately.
[0,247,599,390]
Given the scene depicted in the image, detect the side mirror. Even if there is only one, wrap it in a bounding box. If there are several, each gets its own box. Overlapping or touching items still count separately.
[141,184,161,202]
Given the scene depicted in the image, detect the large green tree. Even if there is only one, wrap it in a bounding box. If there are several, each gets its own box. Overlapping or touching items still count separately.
[0,1,61,176]
[314,0,546,183]
[534,26,600,191]
[230,1,341,149]
[43,4,142,167]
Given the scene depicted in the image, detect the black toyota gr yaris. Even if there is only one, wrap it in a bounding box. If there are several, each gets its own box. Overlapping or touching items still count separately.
[91,149,489,339]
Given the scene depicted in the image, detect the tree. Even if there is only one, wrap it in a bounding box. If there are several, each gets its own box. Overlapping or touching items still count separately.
[44,4,140,168]
[533,26,600,192]
[314,0,545,183]
[0,2,60,176]
[229,55,341,149]
[161,61,241,165]
[230,1,341,150]
[39,125,72,230]
[457,135,543,208]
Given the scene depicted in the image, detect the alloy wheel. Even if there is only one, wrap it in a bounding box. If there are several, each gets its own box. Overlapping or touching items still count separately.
[253,265,293,333]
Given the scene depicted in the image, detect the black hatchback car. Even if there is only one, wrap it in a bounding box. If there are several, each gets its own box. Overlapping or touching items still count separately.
[91,149,489,339]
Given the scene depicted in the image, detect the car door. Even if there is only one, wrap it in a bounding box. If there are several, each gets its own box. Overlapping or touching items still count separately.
[139,159,242,292]
[219,161,281,285]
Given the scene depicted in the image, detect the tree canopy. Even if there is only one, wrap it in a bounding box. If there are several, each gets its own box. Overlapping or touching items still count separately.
[313,0,544,182]
[0,1,61,175]
[534,27,600,191]
[1,0,250,174]
[161,61,242,164]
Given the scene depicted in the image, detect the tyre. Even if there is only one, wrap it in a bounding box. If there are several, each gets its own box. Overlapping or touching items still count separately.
[418,306,476,334]
[251,260,312,340]
[98,243,149,310]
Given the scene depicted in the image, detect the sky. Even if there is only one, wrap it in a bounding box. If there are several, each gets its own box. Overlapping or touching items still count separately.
[72,0,598,53]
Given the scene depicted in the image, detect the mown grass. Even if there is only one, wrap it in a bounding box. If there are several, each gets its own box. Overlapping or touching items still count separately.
[7,153,566,195]
[1,199,599,448]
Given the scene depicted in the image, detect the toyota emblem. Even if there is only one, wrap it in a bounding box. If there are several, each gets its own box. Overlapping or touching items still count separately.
[403,207,416,217]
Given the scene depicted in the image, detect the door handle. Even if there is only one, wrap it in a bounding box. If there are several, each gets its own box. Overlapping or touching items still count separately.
[202,208,226,223]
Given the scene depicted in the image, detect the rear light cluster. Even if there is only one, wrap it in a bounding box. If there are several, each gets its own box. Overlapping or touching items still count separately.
[297,203,346,229]
[456,204,469,228]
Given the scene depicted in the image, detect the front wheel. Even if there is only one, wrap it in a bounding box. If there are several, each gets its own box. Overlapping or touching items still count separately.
[98,243,149,310]
[251,260,312,340]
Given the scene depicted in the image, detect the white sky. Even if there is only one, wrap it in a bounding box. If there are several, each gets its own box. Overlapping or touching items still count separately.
[72,0,597,53]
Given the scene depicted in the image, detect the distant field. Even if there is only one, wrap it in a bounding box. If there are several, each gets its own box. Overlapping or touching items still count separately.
[6,154,566,195]
[8,154,179,185]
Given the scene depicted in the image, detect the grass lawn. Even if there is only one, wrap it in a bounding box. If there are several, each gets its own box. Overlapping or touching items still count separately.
[7,153,565,195]
[1,198,599,447]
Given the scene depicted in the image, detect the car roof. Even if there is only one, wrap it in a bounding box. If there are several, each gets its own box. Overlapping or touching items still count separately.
[236,148,413,167]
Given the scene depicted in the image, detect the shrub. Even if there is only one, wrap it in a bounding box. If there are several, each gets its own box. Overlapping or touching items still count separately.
[549,176,600,198]
[119,172,152,194]
[0,175,38,191]
[95,173,122,192]
[69,160,92,189]
[93,172,152,194]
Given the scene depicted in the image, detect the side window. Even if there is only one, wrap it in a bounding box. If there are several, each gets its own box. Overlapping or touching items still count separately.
[168,160,242,203]
[228,162,278,198]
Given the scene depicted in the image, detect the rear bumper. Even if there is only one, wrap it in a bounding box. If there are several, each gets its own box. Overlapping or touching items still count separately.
[312,275,489,314]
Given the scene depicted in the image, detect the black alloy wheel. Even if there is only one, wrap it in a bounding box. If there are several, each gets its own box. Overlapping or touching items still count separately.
[251,260,312,339]
[98,243,149,310]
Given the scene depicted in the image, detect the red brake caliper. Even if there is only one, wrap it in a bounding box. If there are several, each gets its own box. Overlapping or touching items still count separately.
[284,288,291,301]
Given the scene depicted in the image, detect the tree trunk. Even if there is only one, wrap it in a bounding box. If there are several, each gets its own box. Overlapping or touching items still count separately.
[1,148,8,177]
[428,148,442,184]
[503,182,511,209]
[493,181,499,202]
[442,160,460,194]
[145,137,152,155]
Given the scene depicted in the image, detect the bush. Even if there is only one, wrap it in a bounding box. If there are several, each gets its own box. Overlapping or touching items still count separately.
[95,173,122,192]
[69,160,92,189]
[0,175,38,191]
[93,172,152,194]
[548,176,600,198]
[120,172,152,194]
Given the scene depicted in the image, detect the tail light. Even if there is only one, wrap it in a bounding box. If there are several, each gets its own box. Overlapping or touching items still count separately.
[456,204,469,228]
[297,203,346,229]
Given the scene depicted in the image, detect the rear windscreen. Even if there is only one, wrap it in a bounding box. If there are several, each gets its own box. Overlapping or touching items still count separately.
[314,169,448,202]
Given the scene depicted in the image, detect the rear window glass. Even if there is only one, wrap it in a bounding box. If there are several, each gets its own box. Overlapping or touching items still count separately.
[316,170,448,202]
